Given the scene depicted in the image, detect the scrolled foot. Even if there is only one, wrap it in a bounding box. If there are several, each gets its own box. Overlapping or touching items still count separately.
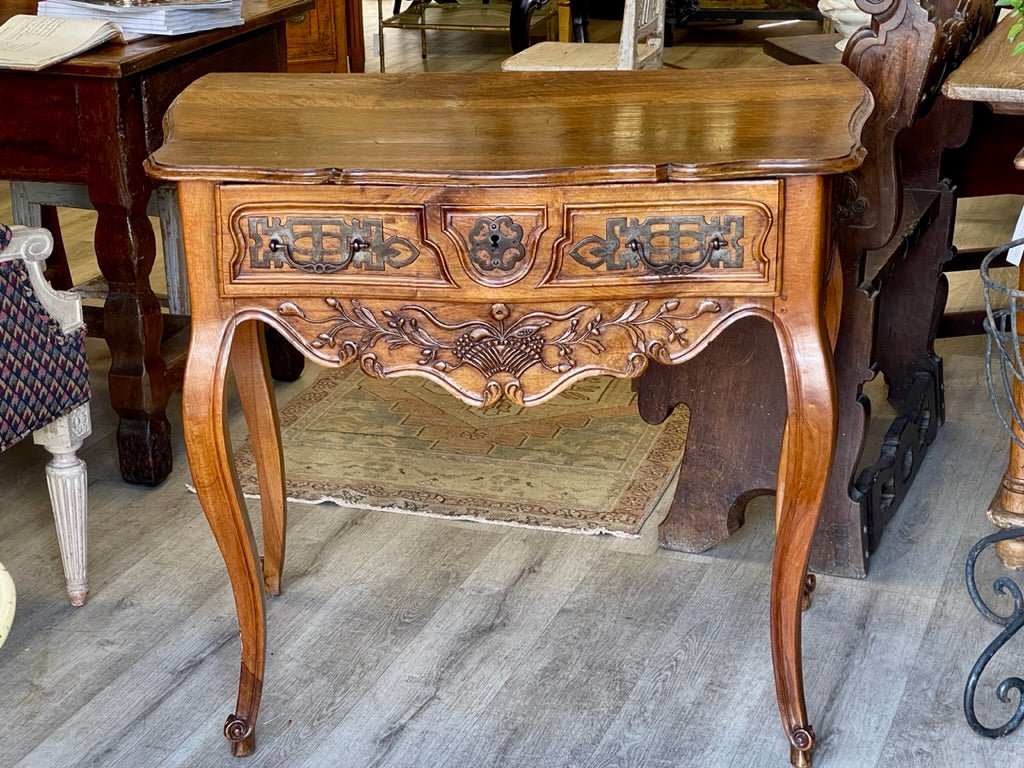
[801,573,817,612]
[224,714,255,756]
[789,725,815,767]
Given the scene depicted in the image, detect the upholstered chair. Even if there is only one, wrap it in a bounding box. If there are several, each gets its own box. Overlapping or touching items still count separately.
[0,223,91,606]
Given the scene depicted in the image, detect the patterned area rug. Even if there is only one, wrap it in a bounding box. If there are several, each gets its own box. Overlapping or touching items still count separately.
[234,368,689,537]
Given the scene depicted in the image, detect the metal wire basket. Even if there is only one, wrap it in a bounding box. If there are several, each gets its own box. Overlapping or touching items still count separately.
[982,238,1024,449]
[966,237,1024,738]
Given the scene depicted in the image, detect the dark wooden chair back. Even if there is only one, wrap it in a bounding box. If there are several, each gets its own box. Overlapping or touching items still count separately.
[635,0,998,577]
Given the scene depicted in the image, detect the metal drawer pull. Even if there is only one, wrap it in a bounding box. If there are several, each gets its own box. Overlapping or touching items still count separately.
[628,235,725,276]
[350,237,371,257]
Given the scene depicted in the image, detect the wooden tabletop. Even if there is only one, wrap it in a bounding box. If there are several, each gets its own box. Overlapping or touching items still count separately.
[148,66,873,185]
[762,33,843,66]
[0,0,312,78]
[943,13,1024,114]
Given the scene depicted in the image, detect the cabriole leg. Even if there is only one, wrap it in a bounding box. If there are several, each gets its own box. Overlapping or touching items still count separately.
[184,317,266,756]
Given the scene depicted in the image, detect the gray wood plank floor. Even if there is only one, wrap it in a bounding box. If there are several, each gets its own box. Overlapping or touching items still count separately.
[4,245,1024,768]
[5,15,1024,768]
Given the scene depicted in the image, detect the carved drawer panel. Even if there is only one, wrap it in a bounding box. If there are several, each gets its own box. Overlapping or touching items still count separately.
[217,181,780,299]
[219,191,454,295]
[547,183,779,293]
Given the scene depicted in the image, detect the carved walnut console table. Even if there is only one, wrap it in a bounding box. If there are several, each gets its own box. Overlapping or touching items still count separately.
[147,68,871,766]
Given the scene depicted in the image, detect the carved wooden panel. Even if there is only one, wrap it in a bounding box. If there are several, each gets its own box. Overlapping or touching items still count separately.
[224,202,453,291]
[440,207,547,288]
[285,0,365,73]
[550,199,775,289]
[285,1,338,68]
[218,181,782,300]
[251,295,768,407]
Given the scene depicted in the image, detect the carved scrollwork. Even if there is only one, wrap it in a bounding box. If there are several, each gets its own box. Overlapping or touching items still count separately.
[224,714,253,742]
[277,297,723,406]
[790,725,815,750]
[246,215,420,274]
[569,215,744,274]
[833,174,868,221]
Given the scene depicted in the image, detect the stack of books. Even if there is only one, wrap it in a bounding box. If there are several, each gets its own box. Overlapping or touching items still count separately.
[37,0,244,39]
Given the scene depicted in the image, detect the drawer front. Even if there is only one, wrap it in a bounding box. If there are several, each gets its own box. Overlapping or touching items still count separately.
[551,196,774,288]
[221,197,455,292]
[217,181,780,299]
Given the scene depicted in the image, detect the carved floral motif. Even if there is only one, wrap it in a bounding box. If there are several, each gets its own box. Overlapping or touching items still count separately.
[277,297,723,405]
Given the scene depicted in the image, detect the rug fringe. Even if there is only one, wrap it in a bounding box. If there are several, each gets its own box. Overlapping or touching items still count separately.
[184,483,642,539]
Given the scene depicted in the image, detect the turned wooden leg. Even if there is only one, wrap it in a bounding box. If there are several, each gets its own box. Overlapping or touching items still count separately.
[989,243,1024,569]
[184,317,266,756]
[231,321,288,596]
[989,418,1024,569]
[33,404,92,606]
[81,79,173,487]
[771,304,837,768]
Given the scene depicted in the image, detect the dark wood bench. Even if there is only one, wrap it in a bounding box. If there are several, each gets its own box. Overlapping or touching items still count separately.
[634,0,998,577]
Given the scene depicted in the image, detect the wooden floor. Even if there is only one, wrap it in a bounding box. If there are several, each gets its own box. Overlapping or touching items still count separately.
[3,12,1024,768]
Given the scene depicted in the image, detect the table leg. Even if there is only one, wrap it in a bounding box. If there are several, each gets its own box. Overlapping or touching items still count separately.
[768,177,837,768]
[771,304,836,768]
[345,0,366,72]
[988,400,1024,568]
[232,321,288,596]
[988,238,1024,568]
[184,315,266,756]
[81,79,173,486]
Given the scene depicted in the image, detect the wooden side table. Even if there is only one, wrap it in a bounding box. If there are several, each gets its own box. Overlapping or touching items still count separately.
[0,0,312,486]
[147,67,871,767]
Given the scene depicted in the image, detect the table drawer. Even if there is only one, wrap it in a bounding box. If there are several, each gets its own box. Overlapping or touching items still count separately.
[221,197,454,291]
[551,196,775,289]
[217,181,780,298]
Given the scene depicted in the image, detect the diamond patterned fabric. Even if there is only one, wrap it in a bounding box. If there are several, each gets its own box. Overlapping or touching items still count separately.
[0,226,89,452]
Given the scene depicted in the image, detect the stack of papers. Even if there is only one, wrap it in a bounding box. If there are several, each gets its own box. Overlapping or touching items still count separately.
[0,14,124,70]
[37,0,244,37]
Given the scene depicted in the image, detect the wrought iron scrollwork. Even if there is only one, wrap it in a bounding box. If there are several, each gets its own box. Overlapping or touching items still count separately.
[964,527,1024,738]
[963,238,1024,741]
[569,215,744,275]
[248,215,420,274]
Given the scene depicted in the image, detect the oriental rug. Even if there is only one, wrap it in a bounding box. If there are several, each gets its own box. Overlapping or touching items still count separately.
[233,368,689,537]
